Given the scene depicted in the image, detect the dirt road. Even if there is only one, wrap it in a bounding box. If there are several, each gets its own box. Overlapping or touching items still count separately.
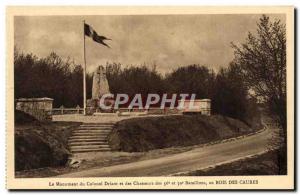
[58,125,274,177]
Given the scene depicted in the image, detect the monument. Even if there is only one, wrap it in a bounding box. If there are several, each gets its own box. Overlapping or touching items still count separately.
[87,65,114,114]
[92,65,110,99]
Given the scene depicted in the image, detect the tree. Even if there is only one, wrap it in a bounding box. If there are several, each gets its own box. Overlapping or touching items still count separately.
[231,15,286,174]
[212,63,248,122]
[165,65,215,99]
[106,63,166,97]
[14,50,87,107]
[232,15,286,130]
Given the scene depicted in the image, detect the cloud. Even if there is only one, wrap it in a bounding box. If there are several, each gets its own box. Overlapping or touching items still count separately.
[14,14,285,74]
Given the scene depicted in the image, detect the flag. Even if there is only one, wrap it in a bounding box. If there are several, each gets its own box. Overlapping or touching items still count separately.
[84,23,111,48]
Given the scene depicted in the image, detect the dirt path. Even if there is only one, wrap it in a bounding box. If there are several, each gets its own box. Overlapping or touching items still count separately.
[57,125,274,177]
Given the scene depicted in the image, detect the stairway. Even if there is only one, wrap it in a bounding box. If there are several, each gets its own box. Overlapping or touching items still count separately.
[68,123,114,153]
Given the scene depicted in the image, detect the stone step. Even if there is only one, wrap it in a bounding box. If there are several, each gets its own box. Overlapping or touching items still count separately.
[73,130,111,134]
[71,133,110,136]
[74,129,112,132]
[70,148,111,153]
[69,141,108,146]
[69,137,107,141]
[73,131,111,134]
[72,131,110,134]
[77,127,113,130]
[69,135,108,139]
[69,137,107,142]
[69,144,110,149]
[74,130,111,132]
[68,123,114,153]
[70,134,107,137]
[69,140,108,144]
[72,133,110,136]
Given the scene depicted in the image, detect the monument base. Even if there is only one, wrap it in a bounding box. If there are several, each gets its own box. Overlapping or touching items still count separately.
[86,98,115,115]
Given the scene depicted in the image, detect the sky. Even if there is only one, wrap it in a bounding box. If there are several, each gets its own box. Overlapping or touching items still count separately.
[14,14,285,74]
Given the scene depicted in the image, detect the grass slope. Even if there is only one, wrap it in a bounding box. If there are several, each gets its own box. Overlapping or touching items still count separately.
[108,115,257,152]
[15,110,81,171]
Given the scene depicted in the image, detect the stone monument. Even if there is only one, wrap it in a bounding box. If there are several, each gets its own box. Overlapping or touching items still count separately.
[92,65,110,99]
[87,65,114,114]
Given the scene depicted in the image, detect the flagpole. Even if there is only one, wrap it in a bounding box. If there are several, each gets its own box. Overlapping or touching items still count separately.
[83,20,87,115]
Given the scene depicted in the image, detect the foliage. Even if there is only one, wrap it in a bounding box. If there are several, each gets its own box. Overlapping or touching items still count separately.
[14,51,259,126]
[212,63,248,121]
[14,51,92,107]
[165,65,215,99]
[231,14,287,174]
[106,62,166,97]
[231,15,286,131]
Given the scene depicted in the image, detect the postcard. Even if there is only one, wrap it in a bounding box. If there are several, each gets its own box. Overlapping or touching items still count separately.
[6,6,294,190]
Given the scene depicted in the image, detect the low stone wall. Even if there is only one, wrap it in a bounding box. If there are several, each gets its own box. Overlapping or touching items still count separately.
[15,97,53,121]
[25,109,52,121]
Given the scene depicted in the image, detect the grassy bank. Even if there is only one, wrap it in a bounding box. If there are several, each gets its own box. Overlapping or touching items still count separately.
[15,110,81,171]
[176,149,283,176]
[108,115,258,152]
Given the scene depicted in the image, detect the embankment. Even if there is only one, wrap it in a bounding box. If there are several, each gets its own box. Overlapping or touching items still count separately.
[15,110,81,171]
[108,115,260,152]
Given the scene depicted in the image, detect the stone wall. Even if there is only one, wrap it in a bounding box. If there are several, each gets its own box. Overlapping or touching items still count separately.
[15,97,53,120]
[178,99,211,115]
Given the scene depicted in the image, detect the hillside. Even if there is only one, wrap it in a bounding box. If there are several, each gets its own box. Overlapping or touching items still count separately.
[14,110,81,171]
[108,115,259,152]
